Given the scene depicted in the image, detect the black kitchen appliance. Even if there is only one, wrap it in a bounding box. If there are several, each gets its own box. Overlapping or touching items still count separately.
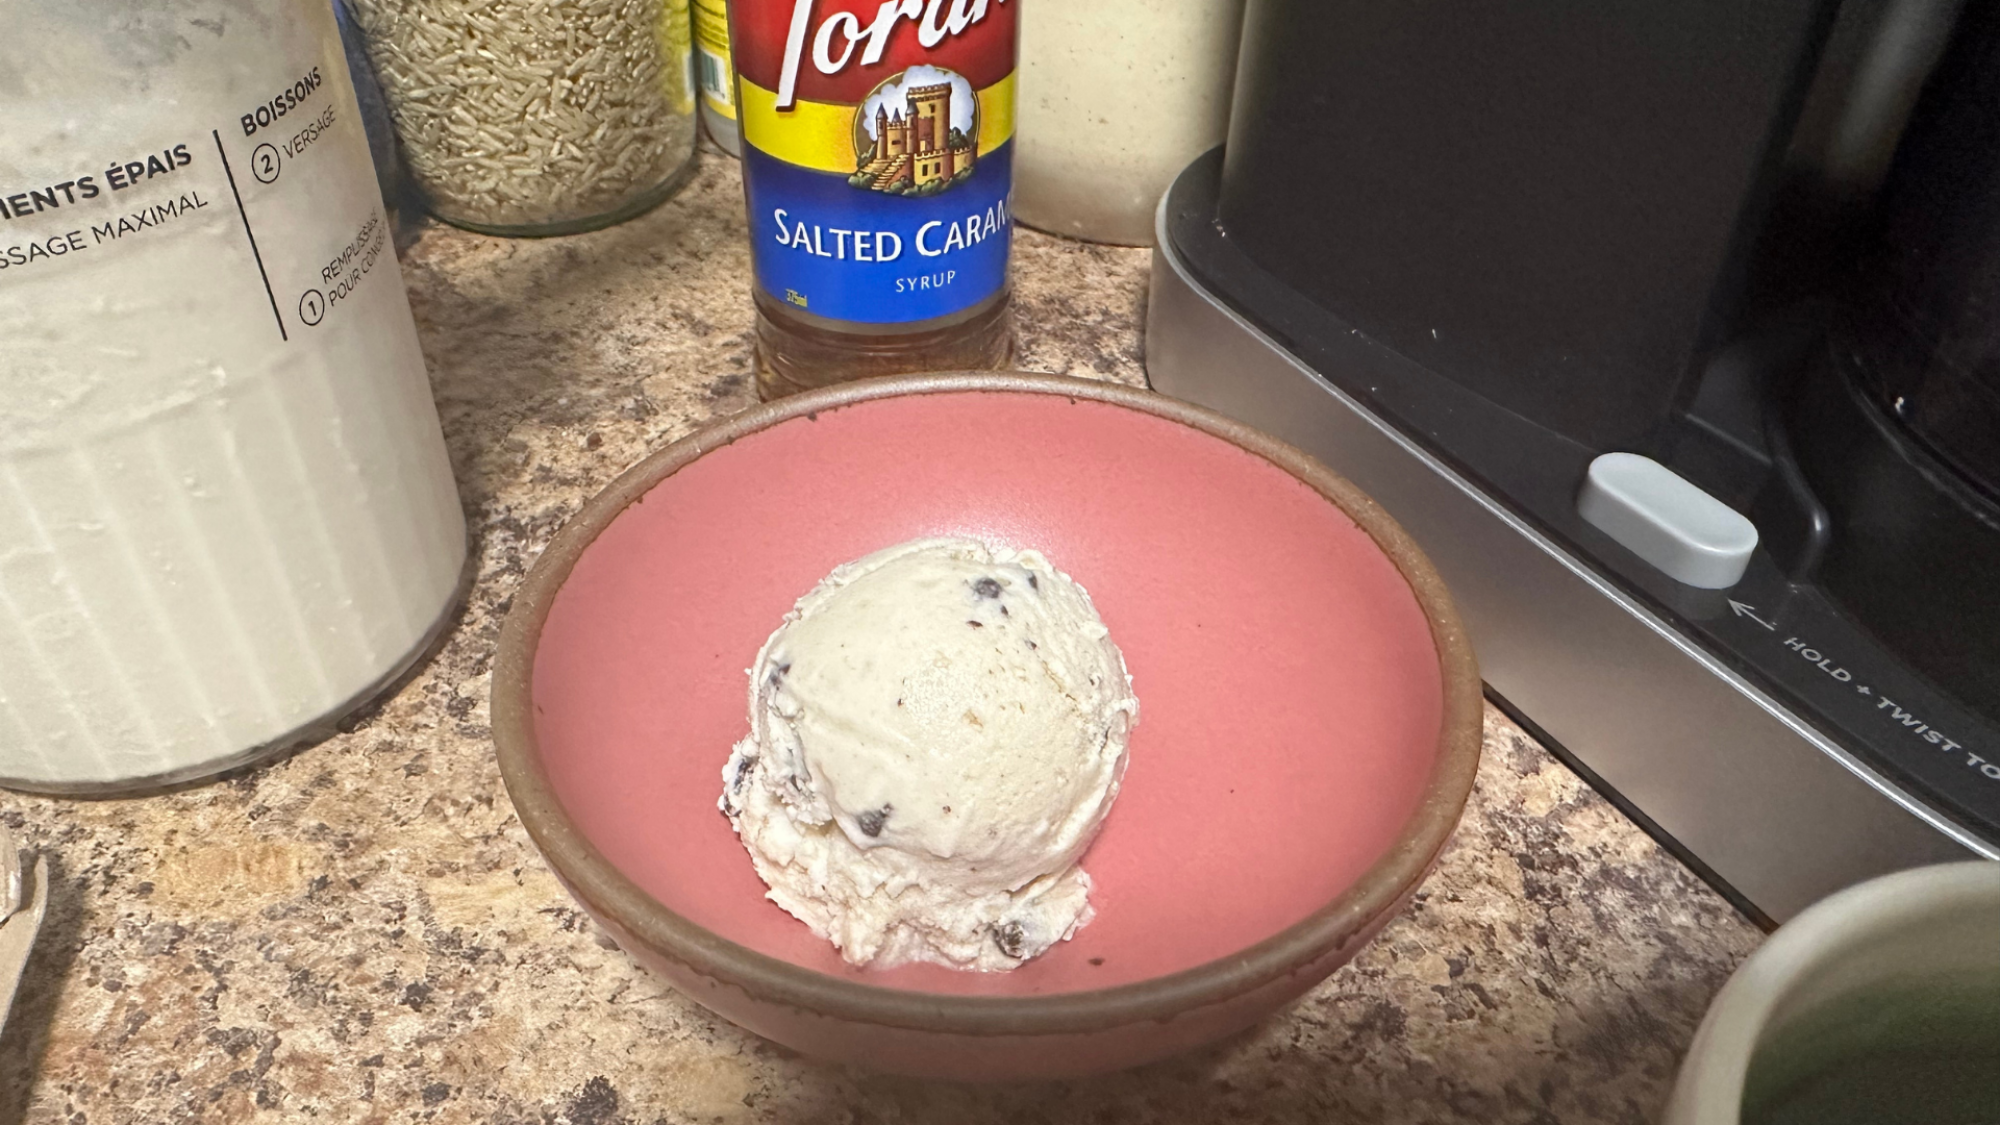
[1147,0,2000,921]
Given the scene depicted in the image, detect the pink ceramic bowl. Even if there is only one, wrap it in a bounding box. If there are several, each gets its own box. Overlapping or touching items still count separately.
[492,373,1481,1081]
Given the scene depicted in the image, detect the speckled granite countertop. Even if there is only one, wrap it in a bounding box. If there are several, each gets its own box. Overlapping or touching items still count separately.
[0,153,1764,1124]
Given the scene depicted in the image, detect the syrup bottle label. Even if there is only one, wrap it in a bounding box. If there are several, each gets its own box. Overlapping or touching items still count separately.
[730,0,1016,325]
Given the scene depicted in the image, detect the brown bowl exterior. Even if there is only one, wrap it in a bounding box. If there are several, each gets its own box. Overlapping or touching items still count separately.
[492,372,1483,1080]
[576,873,1419,1080]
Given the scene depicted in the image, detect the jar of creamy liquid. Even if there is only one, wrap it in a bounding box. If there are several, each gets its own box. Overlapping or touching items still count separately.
[0,0,468,792]
[1015,0,1247,246]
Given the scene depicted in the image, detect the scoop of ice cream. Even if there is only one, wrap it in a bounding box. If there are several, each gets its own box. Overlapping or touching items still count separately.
[719,537,1138,970]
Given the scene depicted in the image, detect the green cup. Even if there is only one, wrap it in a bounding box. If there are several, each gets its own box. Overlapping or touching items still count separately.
[1665,862,2000,1125]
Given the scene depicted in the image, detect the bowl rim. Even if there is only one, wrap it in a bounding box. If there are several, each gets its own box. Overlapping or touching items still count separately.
[491,371,1483,1037]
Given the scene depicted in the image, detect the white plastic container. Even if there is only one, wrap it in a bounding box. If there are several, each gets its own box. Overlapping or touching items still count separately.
[0,0,467,791]
[1014,0,1247,246]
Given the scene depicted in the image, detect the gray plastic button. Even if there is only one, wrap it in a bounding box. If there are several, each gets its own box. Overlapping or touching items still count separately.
[1578,452,1758,589]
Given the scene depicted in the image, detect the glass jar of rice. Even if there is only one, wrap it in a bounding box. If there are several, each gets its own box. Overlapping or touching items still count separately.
[347,0,699,235]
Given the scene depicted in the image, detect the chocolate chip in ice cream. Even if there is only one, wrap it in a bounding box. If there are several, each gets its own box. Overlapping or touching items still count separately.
[856,806,890,838]
[992,921,1028,960]
[973,577,1003,598]
[720,756,753,815]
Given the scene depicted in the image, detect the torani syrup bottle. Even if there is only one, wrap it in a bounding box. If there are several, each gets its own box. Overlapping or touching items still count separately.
[728,0,1018,398]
